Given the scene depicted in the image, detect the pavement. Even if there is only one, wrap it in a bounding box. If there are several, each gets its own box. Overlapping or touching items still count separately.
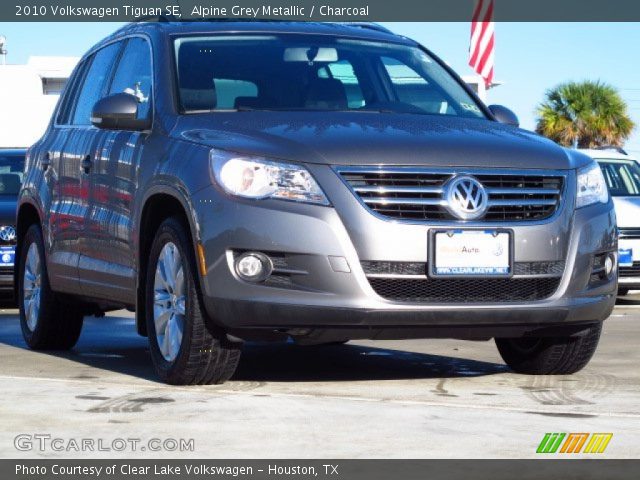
[0,299,639,459]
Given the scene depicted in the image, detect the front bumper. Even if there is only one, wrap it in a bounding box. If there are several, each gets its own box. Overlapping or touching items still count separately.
[618,238,640,288]
[192,165,617,338]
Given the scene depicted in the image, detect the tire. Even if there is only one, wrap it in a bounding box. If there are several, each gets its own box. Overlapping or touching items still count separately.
[316,340,349,346]
[618,288,629,296]
[19,224,84,350]
[145,217,242,385]
[495,323,602,375]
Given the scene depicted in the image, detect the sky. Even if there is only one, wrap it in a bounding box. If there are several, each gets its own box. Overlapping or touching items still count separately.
[1,21,639,156]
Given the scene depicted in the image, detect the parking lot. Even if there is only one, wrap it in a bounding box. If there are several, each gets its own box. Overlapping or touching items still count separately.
[0,300,639,459]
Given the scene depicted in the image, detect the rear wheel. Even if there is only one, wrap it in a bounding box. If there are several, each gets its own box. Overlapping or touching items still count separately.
[19,224,84,350]
[618,288,629,296]
[495,323,602,375]
[145,217,241,385]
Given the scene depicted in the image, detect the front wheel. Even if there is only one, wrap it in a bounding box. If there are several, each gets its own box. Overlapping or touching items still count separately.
[145,217,241,385]
[495,323,602,375]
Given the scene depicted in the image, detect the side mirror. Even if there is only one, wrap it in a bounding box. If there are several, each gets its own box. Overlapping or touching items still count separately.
[91,93,151,131]
[488,104,519,127]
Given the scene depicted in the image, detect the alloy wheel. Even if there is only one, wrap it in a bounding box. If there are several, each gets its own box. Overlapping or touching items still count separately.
[23,242,42,332]
[153,242,186,362]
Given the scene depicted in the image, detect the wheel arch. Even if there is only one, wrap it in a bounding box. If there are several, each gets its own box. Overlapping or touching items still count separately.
[15,201,43,299]
[136,186,202,336]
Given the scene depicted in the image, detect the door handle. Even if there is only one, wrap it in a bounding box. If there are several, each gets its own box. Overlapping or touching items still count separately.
[42,152,51,171]
[81,155,92,174]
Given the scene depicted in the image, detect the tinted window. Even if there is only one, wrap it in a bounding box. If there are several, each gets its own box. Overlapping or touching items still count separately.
[173,35,485,118]
[318,60,365,109]
[0,153,25,196]
[599,160,640,196]
[213,79,258,109]
[381,56,477,116]
[71,42,121,125]
[56,60,90,125]
[108,37,153,119]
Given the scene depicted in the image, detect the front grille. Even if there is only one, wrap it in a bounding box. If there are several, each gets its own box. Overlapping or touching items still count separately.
[369,277,561,303]
[619,228,640,239]
[338,167,564,222]
[620,262,640,278]
[361,261,565,277]
[0,225,17,246]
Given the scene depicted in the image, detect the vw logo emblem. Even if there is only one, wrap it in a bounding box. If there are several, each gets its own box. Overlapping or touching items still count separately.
[444,176,488,220]
[0,226,16,243]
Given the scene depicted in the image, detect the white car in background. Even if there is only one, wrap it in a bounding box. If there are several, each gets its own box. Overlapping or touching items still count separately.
[582,148,640,295]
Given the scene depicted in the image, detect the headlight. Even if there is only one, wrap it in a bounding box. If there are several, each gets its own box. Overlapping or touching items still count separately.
[576,162,608,208]
[211,151,329,205]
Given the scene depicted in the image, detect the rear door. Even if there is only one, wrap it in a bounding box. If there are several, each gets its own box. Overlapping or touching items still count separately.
[54,41,123,296]
[77,37,153,304]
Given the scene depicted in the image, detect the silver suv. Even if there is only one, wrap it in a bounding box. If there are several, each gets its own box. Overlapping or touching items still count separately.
[16,22,617,384]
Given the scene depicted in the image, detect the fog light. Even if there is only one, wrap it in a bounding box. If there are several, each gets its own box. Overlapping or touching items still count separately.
[235,252,272,282]
[605,253,616,277]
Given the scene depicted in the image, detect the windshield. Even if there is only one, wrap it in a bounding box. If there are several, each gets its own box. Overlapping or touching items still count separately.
[599,159,640,196]
[173,35,486,118]
[0,153,25,196]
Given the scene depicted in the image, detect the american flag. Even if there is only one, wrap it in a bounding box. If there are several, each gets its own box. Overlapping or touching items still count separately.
[469,0,495,87]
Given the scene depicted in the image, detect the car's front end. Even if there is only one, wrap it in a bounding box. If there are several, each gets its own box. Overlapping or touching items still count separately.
[588,151,640,294]
[161,23,617,375]
[0,149,26,299]
[187,140,617,344]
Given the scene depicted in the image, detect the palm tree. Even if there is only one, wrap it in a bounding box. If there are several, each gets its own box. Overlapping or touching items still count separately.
[535,80,634,148]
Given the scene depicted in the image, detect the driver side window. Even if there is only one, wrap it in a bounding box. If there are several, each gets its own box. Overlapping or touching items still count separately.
[70,42,121,126]
[108,37,153,120]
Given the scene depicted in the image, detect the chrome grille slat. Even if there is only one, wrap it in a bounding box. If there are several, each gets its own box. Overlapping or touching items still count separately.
[353,185,444,194]
[363,197,447,206]
[337,167,564,222]
[619,228,640,239]
[486,188,559,195]
[488,199,558,207]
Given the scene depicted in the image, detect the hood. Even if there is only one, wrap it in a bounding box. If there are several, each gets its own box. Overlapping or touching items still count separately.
[174,112,590,170]
[0,198,17,225]
[613,197,640,228]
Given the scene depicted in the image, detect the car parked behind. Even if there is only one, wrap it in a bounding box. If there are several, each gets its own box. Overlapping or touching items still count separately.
[585,149,640,295]
[0,148,25,301]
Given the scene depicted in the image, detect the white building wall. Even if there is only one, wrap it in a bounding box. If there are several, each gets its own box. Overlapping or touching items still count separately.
[0,56,78,148]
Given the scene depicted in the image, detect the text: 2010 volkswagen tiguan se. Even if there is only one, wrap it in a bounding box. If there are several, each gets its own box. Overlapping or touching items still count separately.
[17,22,616,384]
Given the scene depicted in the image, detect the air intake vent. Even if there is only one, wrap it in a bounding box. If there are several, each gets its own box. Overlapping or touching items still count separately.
[369,277,561,303]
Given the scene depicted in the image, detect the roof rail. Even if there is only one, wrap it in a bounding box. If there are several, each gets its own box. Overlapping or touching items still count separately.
[133,14,179,23]
[595,146,628,155]
[341,22,395,35]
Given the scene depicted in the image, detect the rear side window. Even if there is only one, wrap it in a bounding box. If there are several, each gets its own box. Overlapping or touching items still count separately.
[108,37,153,120]
[70,42,121,125]
[56,60,89,125]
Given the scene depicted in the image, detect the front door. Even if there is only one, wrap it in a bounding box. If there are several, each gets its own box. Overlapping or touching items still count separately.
[78,37,153,304]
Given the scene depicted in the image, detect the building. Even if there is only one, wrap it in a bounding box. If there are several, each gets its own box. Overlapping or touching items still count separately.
[462,75,503,103]
[0,56,78,148]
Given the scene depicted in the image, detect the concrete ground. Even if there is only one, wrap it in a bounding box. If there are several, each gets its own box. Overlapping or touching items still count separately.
[0,299,639,459]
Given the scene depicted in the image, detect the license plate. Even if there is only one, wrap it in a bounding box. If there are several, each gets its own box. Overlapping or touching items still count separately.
[432,230,511,277]
[619,248,633,267]
[0,246,15,267]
